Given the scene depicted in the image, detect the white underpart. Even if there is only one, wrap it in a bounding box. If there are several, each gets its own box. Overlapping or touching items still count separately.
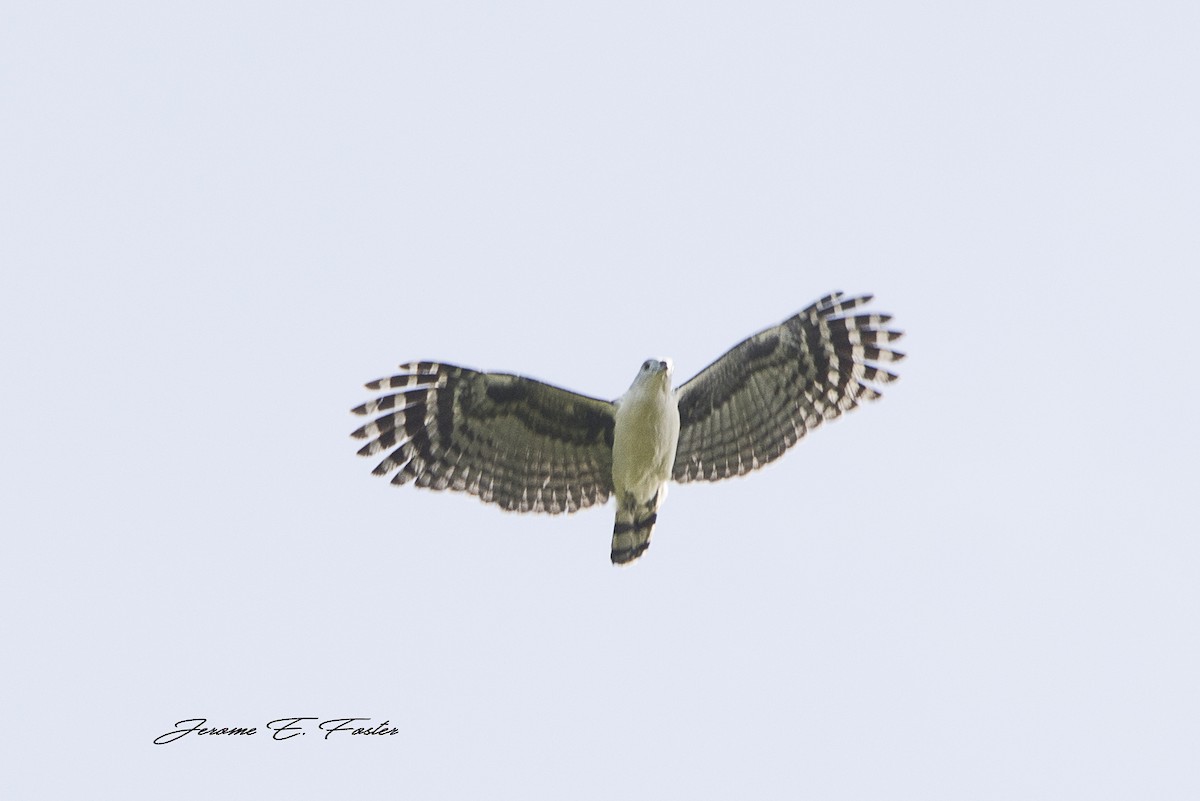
[611,360,681,508]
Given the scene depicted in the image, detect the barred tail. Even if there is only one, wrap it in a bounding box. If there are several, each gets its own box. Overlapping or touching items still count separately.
[611,493,661,565]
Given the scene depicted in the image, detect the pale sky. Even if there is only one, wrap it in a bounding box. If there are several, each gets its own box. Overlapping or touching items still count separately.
[3,1,1198,798]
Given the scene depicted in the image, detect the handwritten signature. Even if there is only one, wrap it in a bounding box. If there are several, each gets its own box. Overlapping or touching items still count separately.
[153,717,398,745]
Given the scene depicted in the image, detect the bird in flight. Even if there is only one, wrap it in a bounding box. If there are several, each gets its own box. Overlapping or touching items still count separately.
[351,291,903,564]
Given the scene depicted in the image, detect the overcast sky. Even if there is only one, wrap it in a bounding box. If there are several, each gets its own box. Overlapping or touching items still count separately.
[3,1,1198,798]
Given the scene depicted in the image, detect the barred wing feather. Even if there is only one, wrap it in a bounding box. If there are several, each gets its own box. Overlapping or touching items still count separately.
[672,292,904,483]
[351,362,616,514]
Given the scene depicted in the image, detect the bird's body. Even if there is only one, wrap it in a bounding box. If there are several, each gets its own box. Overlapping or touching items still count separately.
[351,291,904,564]
[610,360,680,563]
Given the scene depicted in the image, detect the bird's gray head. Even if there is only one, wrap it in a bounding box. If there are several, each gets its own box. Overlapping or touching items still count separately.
[634,358,673,388]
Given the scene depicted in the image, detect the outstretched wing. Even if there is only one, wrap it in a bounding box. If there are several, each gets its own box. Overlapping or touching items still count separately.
[672,292,904,483]
[351,362,616,513]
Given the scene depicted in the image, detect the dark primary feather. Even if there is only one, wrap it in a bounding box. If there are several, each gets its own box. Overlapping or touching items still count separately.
[351,362,616,513]
[672,292,904,482]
